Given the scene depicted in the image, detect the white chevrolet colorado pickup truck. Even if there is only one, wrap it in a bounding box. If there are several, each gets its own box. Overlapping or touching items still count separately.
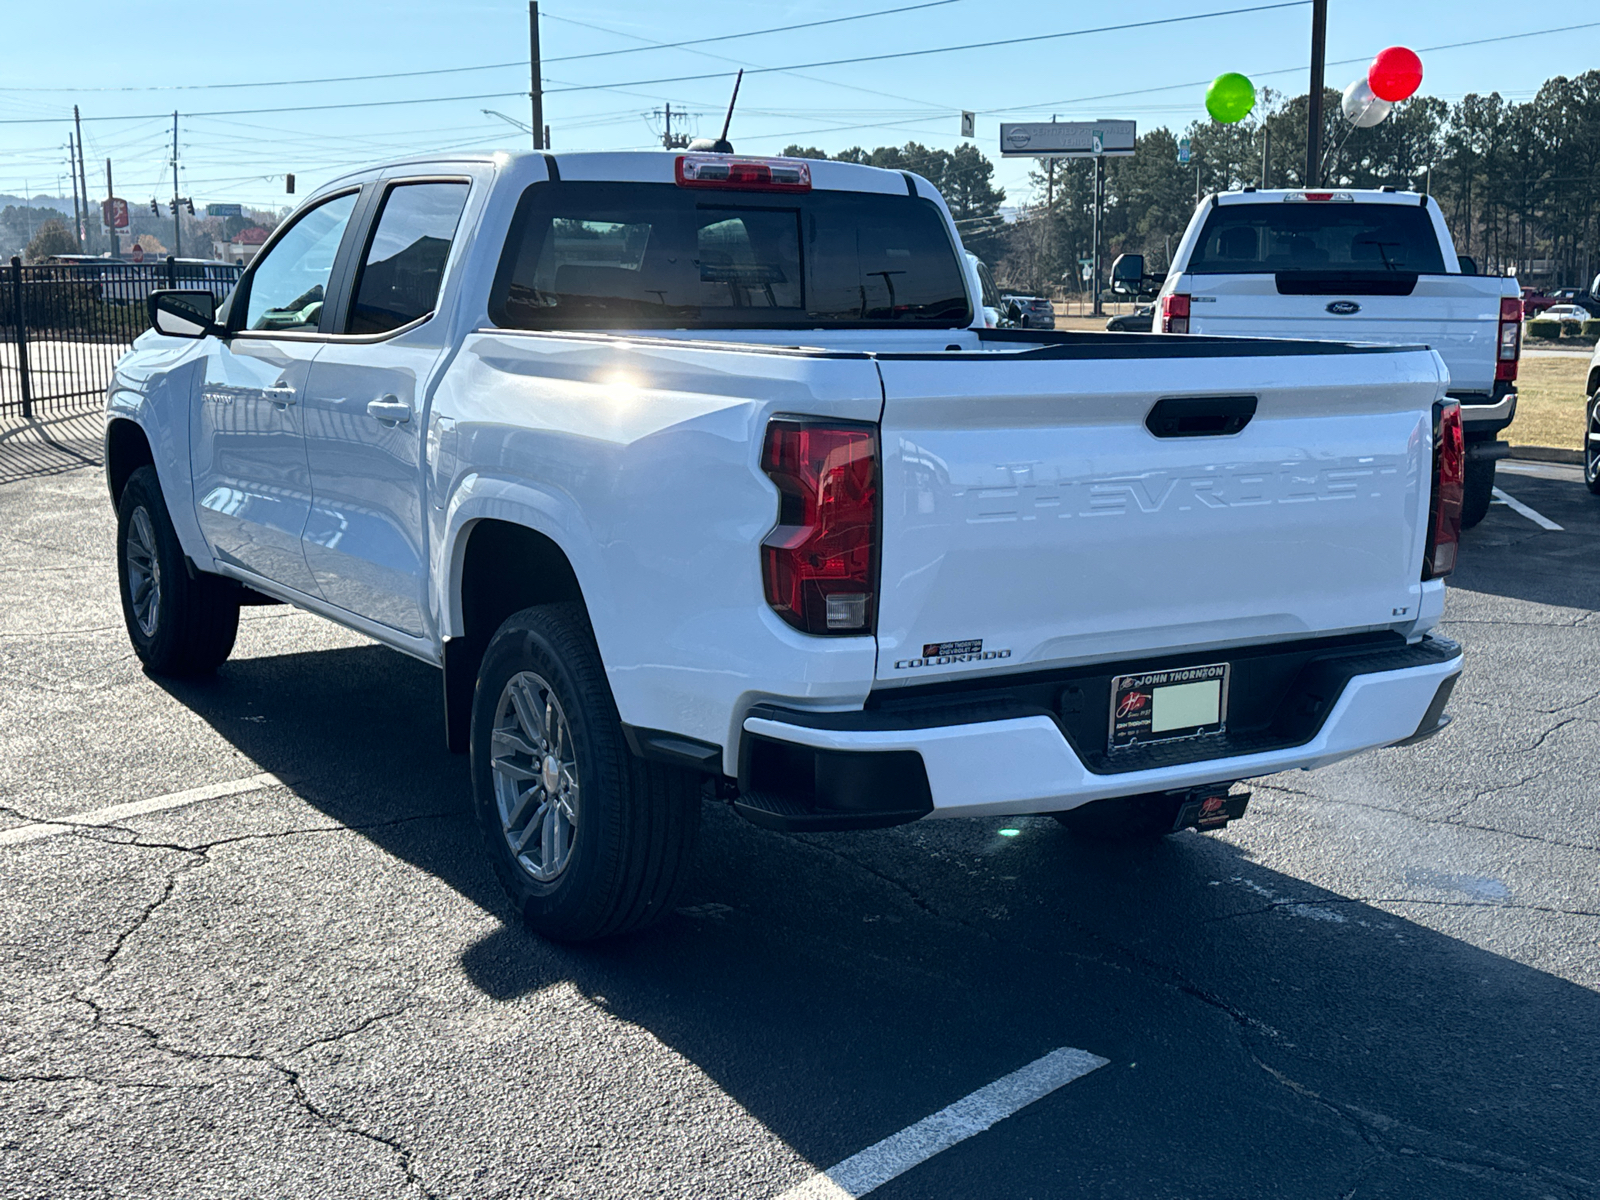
[107,151,1466,941]
[1131,187,1521,528]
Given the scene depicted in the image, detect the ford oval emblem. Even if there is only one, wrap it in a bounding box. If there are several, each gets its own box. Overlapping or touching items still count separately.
[1326,300,1361,315]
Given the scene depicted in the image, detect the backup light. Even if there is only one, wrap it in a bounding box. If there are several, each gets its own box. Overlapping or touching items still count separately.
[761,420,878,635]
[676,154,811,192]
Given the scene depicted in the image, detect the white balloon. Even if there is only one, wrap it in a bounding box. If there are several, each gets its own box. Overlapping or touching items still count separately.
[1342,78,1393,127]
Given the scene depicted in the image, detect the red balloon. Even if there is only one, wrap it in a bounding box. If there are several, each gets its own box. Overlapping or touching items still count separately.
[1368,46,1423,103]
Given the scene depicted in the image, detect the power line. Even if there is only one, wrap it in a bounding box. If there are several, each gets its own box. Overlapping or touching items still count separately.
[542,1,968,63]
[541,3,1314,95]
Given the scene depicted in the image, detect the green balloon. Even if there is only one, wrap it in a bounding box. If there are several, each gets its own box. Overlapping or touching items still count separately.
[1206,73,1256,124]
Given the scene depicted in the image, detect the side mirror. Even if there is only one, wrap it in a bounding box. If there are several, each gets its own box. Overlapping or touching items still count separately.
[148,289,221,339]
[1458,255,1478,276]
[1110,253,1145,295]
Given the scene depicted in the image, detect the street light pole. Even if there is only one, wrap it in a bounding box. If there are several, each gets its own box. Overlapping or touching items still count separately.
[1305,0,1327,187]
[529,2,545,150]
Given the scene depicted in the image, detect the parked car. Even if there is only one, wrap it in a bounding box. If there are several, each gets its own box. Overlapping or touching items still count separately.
[1539,303,1590,327]
[1002,294,1056,329]
[1151,187,1521,529]
[109,150,1465,941]
[1522,287,1558,319]
[1105,303,1153,332]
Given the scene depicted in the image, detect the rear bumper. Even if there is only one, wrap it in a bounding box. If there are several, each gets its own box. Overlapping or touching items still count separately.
[739,638,1463,823]
[1451,385,1517,435]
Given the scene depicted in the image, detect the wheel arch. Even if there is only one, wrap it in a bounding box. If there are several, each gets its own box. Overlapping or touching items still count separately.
[105,417,155,508]
[441,512,598,753]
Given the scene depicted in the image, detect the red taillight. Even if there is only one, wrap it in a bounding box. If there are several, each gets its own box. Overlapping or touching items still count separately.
[676,154,812,192]
[1161,293,1190,334]
[1496,296,1521,382]
[1424,400,1464,580]
[761,421,878,635]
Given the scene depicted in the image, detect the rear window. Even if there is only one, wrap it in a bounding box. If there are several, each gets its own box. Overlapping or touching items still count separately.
[1187,202,1447,275]
[489,181,971,330]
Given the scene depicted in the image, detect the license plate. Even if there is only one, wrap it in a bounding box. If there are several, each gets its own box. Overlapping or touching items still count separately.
[1109,663,1229,751]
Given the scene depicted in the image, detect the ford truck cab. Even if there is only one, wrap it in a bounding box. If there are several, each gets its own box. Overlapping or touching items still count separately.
[1152,187,1520,527]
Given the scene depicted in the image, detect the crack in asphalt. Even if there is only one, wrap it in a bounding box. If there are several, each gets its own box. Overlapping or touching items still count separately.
[1251,781,1600,854]
[1209,895,1600,922]
[1250,1053,1594,1198]
[0,1070,216,1092]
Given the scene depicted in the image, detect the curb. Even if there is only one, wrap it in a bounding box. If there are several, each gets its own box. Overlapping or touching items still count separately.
[1507,445,1583,465]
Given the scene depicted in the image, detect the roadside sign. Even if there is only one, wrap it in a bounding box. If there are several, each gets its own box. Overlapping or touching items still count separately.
[101,197,129,229]
[960,111,975,139]
[208,203,243,218]
[129,244,144,263]
[1178,138,1191,164]
[1000,120,1135,158]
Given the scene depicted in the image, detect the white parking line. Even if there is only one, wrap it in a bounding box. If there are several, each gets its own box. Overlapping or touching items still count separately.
[0,771,284,847]
[776,1046,1109,1199]
[1491,487,1564,531]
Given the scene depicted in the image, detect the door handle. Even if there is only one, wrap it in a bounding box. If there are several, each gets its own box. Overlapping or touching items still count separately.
[264,386,297,406]
[366,395,412,425]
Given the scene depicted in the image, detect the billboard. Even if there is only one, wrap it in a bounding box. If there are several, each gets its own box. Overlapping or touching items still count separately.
[999,120,1136,158]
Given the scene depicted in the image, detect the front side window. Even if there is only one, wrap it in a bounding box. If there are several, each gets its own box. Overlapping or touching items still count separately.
[490,181,970,330]
[243,191,359,332]
[347,181,471,334]
[1187,202,1447,275]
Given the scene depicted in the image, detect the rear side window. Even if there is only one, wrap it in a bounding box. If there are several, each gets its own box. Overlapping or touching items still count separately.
[348,181,470,334]
[490,181,970,330]
[1187,202,1446,274]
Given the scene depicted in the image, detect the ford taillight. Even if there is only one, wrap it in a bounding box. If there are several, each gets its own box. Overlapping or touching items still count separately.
[1496,296,1521,382]
[676,154,811,192]
[1424,400,1464,580]
[761,420,878,635]
[1161,292,1190,334]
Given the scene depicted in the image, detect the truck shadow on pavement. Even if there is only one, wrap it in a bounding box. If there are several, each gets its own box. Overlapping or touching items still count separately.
[157,641,1600,1198]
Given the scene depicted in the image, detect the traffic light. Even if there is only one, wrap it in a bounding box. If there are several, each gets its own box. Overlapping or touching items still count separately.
[150,198,159,215]
[285,174,295,194]
[184,197,195,215]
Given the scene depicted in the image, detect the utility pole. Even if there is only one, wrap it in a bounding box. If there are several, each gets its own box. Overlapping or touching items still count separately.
[1305,0,1327,187]
[1261,126,1271,189]
[73,106,91,254]
[1091,154,1106,317]
[529,2,545,150]
[171,112,182,258]
[67,134,83,251]
[105,158,118,259]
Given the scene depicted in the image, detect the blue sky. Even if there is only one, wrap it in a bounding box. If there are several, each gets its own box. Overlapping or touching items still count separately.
[2,1,1596,214]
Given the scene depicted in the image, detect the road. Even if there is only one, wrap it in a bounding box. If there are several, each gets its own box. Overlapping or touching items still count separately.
[1,456,1596,1199]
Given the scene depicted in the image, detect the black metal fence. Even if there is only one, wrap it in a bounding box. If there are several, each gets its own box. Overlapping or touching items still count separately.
[0,256,244,419]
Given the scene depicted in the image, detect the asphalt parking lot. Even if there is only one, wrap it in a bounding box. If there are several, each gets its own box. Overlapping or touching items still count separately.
[1,448,1597,1199]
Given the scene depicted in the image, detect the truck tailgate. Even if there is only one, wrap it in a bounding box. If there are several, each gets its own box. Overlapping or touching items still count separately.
[873,342,1445,684]
[1186,274,1507,395]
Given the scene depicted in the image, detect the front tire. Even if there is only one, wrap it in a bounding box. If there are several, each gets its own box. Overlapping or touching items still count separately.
[1459,452,1495,529]
[116,466,239,676]
[1052,792,1184,842]
[469,603,701,942]
[1585,394,1600,495]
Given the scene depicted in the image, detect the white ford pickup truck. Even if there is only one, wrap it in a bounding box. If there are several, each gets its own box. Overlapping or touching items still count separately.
[107,150,1465,941]
[1130,187,1521,528]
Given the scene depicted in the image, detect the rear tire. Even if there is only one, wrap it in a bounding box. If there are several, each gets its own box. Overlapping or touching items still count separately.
[116,466,239,676]
[1052,792,1184,842]
[1585,395,1600,495]
[469,603,701,942]
[1459,453,1495,529]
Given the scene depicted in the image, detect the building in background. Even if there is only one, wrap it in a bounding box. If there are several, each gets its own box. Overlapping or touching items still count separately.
[224,226,271,264]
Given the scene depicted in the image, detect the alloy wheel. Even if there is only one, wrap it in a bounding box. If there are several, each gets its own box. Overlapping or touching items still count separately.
[490,670,579,882]
[125,507,162,638]
[1588,399,1600,486]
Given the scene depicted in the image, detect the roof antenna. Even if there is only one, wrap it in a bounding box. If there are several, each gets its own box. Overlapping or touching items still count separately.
[712,69,742,153]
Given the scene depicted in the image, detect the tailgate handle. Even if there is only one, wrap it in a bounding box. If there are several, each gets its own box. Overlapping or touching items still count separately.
[1146,395,1257,438]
